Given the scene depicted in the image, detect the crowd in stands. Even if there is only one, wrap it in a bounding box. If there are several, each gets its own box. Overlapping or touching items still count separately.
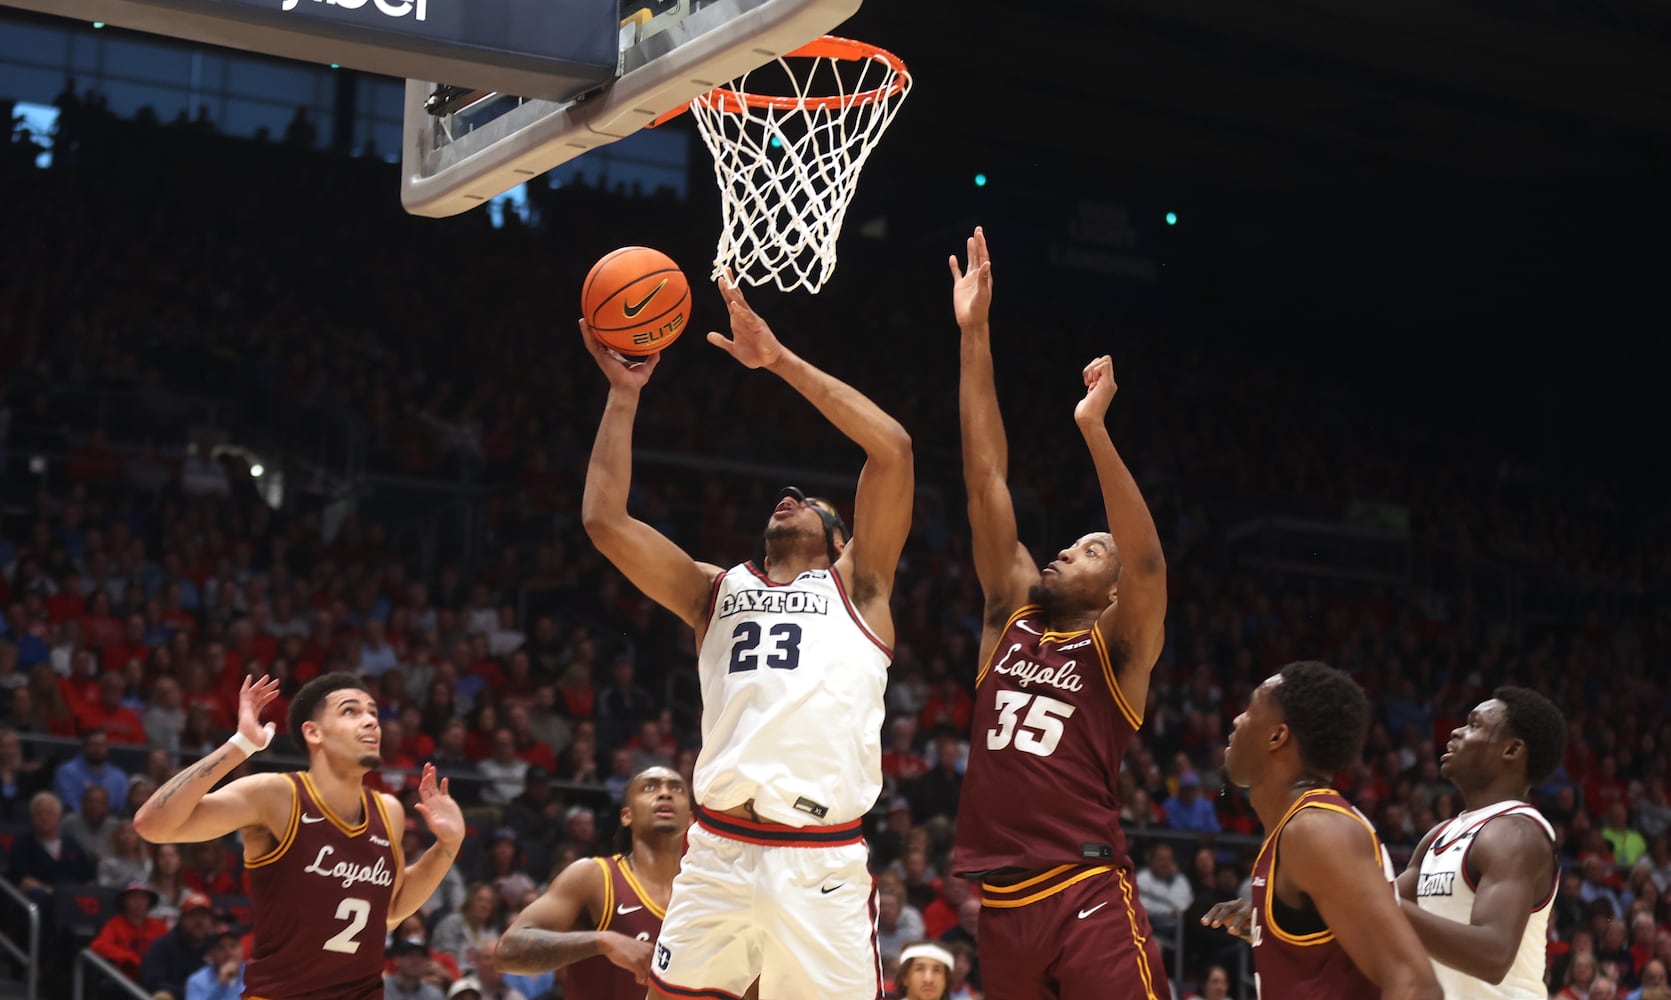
[1,88,1668,1000]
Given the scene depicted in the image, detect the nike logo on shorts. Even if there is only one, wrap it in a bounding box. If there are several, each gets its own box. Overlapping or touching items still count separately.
[300,814,325,824]
[820,882,845,894]
[617,904,643,915]
[1078,902,1108,919]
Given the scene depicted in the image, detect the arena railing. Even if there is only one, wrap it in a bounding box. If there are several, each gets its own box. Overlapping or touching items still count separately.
[72,945,151,1000]
[0,876,40,1000]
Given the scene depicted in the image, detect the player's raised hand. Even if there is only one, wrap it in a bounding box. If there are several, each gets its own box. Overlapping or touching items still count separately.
[579,318,661,390]
[948,225,993,329]
[413,763,465,852]
[598,930,655,984]
[1073,355,1118,427]
[236,675,280,753]
[707,269,785,369]
[1201,897,1254,941]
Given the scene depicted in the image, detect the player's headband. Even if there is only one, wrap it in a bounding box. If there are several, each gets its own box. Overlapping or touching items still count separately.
[780,486,848,562]
[898,943,955,974]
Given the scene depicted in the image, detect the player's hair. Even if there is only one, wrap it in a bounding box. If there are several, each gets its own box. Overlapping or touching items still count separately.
[1271,661,1368,778]
[1493,686,1567,786]
[613,767,679,856]
[288,672,371,749]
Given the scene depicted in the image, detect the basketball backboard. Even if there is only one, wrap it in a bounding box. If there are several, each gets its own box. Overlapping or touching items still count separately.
[399,0,861,218]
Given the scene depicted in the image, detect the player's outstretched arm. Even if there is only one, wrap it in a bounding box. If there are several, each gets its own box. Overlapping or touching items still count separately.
[578,319,724,631]
[1285,811,1443,1000]
[708,271,913,597]
[951,227,1035,614]
[383,764,464,928]
[1075,356,1166,669]
[133,675,288,844]
[1398,816,1553,984]
[499,858,652,982]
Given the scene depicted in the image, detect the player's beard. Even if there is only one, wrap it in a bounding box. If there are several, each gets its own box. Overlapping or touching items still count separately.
[358,753,380,770]
[763,522,817,563]
[1027,580,1065,619]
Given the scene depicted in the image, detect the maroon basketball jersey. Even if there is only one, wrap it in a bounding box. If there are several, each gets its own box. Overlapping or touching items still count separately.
[952,604,1143,876]
[243,772,402,1000]
[1248,788,1387,1000]
[564,854,666,1000]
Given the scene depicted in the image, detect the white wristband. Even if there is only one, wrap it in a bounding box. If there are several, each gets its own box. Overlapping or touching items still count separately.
[228,723,275,758]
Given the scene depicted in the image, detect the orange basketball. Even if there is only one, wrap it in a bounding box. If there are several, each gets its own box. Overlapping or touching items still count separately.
[582,246,691,357]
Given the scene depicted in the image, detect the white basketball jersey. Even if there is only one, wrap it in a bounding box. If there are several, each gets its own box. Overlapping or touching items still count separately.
[693,562,891,826]
[1415,800,1557,999]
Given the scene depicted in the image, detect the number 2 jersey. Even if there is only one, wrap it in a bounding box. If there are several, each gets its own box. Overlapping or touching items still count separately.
[952,604,1145,883]
[242,771,402,1000]
[694,561,891,827]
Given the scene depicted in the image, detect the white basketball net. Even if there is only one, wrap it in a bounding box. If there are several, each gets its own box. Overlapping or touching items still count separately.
[688,37,912,294]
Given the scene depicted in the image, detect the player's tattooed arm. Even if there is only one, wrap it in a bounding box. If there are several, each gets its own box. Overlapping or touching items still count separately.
[134,676,282,844]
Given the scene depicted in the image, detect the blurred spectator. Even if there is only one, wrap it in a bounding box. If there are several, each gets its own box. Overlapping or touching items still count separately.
[61,782,117,856]
[476,728,529,806]
[0,725,45,822]
[91,881,168,979]
[5,790,95,903]
[1163,772,1221,834]
[1186,964,1232,1000]
[921,875,971,940]
[876,887,925,966]
[386,938,446,1000]
[98,819,149,887]
[143,676,187,751]
[53,728,130,811]
[140,891,216,999]
[881,717,929,785]
[185,927,247,1000]
[1638,780,1671,842]
[146,843,190,925]
[499,767,560,847]
[432,882,502,972]
[1631,961,1669,1000]
[595,655,654,750]
[1558,951,1600,1000]
[1603,802,1649,867]
[1136,842,1193,940]
[908,733,964,825]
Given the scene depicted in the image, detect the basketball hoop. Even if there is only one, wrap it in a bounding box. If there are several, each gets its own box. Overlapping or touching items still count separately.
[674,36,911,294]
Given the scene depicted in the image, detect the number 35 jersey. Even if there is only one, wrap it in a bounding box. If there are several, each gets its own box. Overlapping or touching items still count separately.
[694,561,891,827]
[242,771,402,1000]
[953,604,1144,876]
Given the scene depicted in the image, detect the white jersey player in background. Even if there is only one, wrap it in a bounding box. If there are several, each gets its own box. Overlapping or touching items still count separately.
[579,270,913,1000]
[1397,686,1568,998]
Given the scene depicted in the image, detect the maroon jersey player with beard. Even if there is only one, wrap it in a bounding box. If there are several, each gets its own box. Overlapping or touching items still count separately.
[948,226,1170,1000]
[136,673,464,1000]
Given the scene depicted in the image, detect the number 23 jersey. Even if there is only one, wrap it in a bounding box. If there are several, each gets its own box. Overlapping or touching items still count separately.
[953,604,1144,875]
[694,562,891,827]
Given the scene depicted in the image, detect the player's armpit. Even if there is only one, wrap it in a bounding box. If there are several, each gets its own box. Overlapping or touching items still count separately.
[1395,824,1443,902]
[1283,811,1442,1000]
